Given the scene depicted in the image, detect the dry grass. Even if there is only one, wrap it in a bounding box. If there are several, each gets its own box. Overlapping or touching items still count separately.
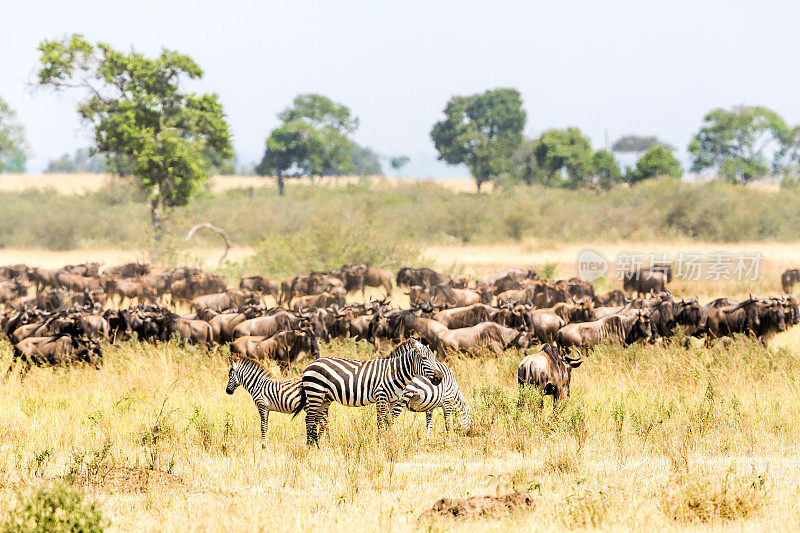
[2,329,800,531]
[0,173,483,195]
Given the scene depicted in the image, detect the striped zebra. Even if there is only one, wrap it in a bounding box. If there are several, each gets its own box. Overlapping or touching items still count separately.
[296,338,443,445]
[390,361,471,439]
[226,354,314,447]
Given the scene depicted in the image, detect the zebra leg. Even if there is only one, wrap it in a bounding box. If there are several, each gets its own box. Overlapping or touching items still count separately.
[317,402,331,439]
[442,404,452,433]
[257,404,270,448]
[425,412,433,439]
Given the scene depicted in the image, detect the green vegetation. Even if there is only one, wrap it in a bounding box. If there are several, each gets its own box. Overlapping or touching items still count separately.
[36,33,233,240]
[0,96,27,173]
[1,484,108,533]
[627,145,682,183]
[431,87,526,191]
[611,134,675,155]
[689,105,787,183]
[2,177,800,256]
[257,94,381,195]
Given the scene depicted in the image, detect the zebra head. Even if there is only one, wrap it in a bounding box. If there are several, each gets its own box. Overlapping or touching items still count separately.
[226,356,241,395]
[411,339,443,385]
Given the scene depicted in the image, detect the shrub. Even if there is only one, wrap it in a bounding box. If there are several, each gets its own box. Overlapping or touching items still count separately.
[662,471,768,524]
[1,484,108,533]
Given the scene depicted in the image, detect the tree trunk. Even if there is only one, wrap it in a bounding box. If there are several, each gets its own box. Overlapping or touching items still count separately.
[476,179,483,193]
[277,174,285,196]
[151,198,163,241]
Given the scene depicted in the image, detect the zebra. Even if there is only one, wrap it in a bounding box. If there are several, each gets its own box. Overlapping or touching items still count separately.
[226,354,311,447]
[390,361,471,439]
[295,338,443,445]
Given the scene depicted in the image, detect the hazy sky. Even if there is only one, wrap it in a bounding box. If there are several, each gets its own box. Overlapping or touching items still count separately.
[2,0,798,174]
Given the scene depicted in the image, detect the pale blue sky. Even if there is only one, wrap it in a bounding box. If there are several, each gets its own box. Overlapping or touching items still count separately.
[1,0,797,175]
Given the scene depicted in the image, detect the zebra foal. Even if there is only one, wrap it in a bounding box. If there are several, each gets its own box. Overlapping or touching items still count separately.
[296,338,443,445]
[226,354,308,447]
[391,361,471,439]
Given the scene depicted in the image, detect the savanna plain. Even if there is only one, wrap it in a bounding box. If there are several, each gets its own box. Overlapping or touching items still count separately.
[2,176,800,531]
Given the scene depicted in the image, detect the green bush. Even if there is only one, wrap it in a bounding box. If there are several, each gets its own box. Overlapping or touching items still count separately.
[1,484,108,533]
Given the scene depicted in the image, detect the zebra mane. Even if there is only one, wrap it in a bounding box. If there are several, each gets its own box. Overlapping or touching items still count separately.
[230,353,275,377]
[380,338,422,359]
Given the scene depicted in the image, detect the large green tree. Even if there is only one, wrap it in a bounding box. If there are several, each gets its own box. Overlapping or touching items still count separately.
[0,97,27,173]
[591,149,623,189]
[258,94,362,194]
[430,88,525,191]
[520,127,594,188]
[36,34,233,241]
[626,145,682,184]
[688,105,787,183]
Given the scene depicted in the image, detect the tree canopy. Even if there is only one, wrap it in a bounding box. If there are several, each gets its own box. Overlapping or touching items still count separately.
[688,105,787,183]
[390,155,410,171]
[627,145,682,184]
[612,135,675,154]
[591,149,623,189]
[521,127,594,188]
[36,34,233,240]
[430,88,525,191]
[258,93,371,194]
[0,97,27,173]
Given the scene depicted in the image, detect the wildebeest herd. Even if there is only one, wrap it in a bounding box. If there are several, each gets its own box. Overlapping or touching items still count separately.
[1,261,798,445]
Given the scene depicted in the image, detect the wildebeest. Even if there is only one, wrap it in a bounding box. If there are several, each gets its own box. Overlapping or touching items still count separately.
[518,344,582,401]
[555,312,652,353]
[429,285,485,308]
[396,267,443,290]
[781,269,800,294]
[166,313,214,345]
[239,275,281,300]
[432,303,495,329]
[594,289,628,307]
[623,269,668,296]
[10,334,102,373]
[230,329,319,365]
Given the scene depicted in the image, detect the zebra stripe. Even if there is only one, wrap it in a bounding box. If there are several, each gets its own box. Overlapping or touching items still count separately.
[391,361,471,439]
[299,338,441,444]
[226,355,311,447]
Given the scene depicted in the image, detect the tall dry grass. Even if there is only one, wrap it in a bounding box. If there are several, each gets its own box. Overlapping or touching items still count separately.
[1,331,800,531]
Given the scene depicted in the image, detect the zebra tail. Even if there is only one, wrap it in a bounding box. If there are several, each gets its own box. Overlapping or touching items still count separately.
[291,386,307,418]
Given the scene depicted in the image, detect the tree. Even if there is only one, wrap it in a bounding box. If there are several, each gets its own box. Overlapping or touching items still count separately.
[351,144,383,175]
[591,149,623,189]
[430,88,525,191]
[256,121,322,195]
[0,97,27,173]
[259,94,364,194]
[520,127,594,188]
[36,34,232,242]
[611,135,675,155]
[688,105,787,183]
[44,148,109,173]
[626,145,682,184]
[390,155,410,175]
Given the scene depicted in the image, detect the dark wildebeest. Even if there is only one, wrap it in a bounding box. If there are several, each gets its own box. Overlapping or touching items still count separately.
[10,334,102,374]
[166,313,214,345]
[396,267,445,290]
[433,303,495,329]
[781,269,800,294]
[704,298,761,341]
[429,285,484,308]
[518,344,582,401]
[239,275,281,300]
[594,289,628,307]
[232,311,306,339]
[230,328,319,365]
[623,269,668,296]
[555,312,652,354]
[673,298,707,336]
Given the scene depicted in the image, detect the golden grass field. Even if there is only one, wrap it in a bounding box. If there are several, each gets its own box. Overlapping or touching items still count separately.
[1,240,800,530]
[0,173,488,195]
[0,175,798,530]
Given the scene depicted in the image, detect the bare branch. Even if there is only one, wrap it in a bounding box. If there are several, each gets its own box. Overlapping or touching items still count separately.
[184,223,233,266]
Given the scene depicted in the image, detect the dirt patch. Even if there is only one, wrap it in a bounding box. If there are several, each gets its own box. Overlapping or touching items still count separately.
[421,490,536,520]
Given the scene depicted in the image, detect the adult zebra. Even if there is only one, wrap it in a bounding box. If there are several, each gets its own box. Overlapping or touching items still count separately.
[391,361,471,439]
[296,338,443,445]
[226,354,311,447]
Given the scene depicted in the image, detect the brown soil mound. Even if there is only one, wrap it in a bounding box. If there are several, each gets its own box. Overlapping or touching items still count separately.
[422,490,536,520]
